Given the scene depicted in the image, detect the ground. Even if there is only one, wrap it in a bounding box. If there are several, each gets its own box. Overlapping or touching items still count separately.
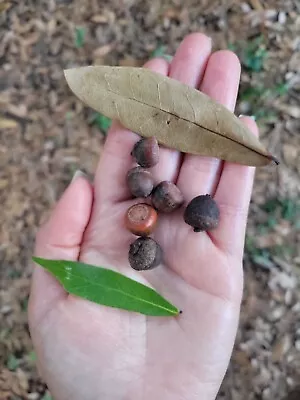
[1,0,300,399]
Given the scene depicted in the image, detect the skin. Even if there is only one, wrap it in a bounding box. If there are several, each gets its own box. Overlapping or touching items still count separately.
[29,33,258,400]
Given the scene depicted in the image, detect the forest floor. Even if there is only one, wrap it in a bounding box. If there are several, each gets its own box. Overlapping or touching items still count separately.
[1,0,300,399]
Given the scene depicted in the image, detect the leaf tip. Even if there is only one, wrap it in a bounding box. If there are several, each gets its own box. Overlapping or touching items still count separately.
[171,307,182,317]
[271,155,280,165]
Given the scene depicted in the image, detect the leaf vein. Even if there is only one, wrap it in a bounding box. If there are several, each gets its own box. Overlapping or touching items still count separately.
[105,87,269,161]
[60,268,176,313]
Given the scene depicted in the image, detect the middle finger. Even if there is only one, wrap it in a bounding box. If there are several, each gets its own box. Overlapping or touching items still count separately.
[150,33,212,184]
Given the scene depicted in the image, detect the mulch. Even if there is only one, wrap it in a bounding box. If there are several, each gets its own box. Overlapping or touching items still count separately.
[1,0,299,399]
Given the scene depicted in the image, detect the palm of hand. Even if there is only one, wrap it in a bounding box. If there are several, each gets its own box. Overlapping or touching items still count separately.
[29,34,257,400]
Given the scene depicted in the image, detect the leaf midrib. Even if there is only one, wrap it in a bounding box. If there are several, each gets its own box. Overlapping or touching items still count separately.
[107,85,271,162]
[57,262,177,314]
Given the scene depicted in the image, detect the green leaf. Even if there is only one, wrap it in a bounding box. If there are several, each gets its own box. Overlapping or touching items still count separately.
[41,392,53,400]
[239,86,265,102]
[227,42,237,52]
[252,255,274,270]
[267,215,277,229]
[150,44,173,62]
[243,45,267,72]
[281,199,299,221]
[273,82,289,96]
[28,350,37,363]
[7,354,19,371]
[89,112,112,134]
[21,296,29,312]
[0,328,9,340]
[232,36,268,72]
[65,111,73,120]
[32,257,180,317]
[74,27,86,48]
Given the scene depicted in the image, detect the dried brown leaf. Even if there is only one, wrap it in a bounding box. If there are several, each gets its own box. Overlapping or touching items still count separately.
[0,2,11,13]
[0,118,18,130]
[282,144,299,167]
[64,66,278,166]
[93,44,114,58]
[249,0,264,11]
[272,335,292,362]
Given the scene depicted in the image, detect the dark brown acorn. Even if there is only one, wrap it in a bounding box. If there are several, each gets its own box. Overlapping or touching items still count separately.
[128,237,162,270]
[184,194,220,232]
[127,167,154,198]
[152,181,184,213]
[131,136,159,168]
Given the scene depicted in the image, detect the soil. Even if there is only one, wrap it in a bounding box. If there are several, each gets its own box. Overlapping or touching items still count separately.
[1,1,299,399]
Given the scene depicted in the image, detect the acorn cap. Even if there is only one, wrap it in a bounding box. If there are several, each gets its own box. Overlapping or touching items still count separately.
[125,203,158,236]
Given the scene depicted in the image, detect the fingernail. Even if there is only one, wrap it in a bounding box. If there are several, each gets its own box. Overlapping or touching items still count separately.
[71,170,87,183]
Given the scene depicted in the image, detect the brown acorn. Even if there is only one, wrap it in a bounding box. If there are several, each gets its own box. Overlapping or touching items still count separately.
[125,203,158,236]
[128,237,162,270]
[127,167,154,198]
[152,181,184,213]
[184,194,220,232]
[131,136,159,168]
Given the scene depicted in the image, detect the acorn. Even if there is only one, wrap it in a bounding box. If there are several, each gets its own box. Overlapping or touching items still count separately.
[152,181,184,213]
[127,167,154,198]
[129,237,162,270]
[131,136,159,168]
[125,203,157,236]
[184,194,220,232]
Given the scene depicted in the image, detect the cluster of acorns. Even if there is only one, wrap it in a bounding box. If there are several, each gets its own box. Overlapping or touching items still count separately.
[125,137,220,271]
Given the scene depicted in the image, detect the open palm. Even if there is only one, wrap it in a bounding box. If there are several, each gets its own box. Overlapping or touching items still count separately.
[29,33,258,400]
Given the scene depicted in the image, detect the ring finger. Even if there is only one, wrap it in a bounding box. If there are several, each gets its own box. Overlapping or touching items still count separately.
[177,50,241,199]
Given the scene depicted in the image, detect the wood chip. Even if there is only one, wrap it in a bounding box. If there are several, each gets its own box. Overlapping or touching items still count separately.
[272,335,292,362]
[282,144,299,167]
[1,1,300,398]
[91,14,109,23]
[249,0,264,11]
[0,118,18,129]
[93,44,114,58]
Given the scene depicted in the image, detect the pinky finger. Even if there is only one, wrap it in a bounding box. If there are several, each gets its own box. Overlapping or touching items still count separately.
[212,117,258,257]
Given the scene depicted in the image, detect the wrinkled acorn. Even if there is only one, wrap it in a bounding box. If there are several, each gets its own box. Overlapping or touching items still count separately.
[131,136,159,168]
[125,203,157,236]
[129,237,162,270]
[184,194,220,232]
[127,167,154,198]
[152,181,184,213]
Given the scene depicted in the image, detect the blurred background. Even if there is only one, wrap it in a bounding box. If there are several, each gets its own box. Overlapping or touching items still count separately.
[0,0,299,399]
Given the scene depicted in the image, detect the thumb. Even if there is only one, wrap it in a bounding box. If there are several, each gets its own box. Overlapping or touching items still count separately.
[29,171,93,325]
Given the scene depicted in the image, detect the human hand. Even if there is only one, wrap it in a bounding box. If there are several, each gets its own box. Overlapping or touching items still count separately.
[29,33,258,400]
